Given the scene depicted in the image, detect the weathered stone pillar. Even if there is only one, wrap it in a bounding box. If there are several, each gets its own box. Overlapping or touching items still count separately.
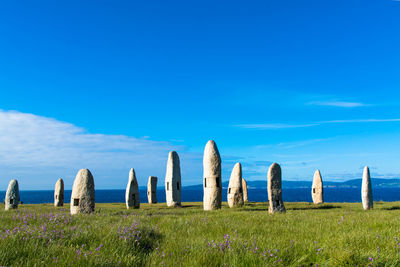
[147,176,157,204]
[165,151,182,207]
[54,178,64,207]
[227,163,244,208]
[362,166,373,210]
[126,168,140,209]
[203,140,222,210]
[5,179,19,211]
[267,163,285,214]
[242,178,249,203]
[70,169,95,215]
[311,170,323,204]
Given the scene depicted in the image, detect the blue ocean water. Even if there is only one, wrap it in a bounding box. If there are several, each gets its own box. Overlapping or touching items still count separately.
[0,187,399,204]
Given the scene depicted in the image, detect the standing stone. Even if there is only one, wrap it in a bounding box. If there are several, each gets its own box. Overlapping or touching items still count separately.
[267,163,286,214]
[242,178,249,203]
[5,179,19,210]
[227,163,244,208]
[165,151,182,207]
[362,166,373,210]
[126,168,140,209]
[311,170,324,204]
[70,169,95,215]
[203,140,222,210]
[147,176,158,204]
[54,178,64,207]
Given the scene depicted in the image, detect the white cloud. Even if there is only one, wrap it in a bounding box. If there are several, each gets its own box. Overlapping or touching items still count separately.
[0,110,194,189]
[0,110,177,167]
[307,101,367,108]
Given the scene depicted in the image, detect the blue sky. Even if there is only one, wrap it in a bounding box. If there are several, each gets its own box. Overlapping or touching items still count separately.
[1,0,400,189]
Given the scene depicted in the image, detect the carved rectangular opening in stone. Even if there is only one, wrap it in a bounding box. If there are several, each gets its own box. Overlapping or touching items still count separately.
[132,194,135,199]
[10,199,13,204]
[228,188,231,194]
[204,178,207,188]
[177,182,180,190]
[239,188,242,193]
[73,198,79,206]
[313,188,315,193]
[216,178,220,188]
[167,182,169,191]
[56,195,58,199]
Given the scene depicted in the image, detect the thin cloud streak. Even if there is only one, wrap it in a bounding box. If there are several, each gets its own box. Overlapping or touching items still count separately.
[235,118,400,130]
[235,123,317,129]
[307,101,367,108]
[323,119,400,123]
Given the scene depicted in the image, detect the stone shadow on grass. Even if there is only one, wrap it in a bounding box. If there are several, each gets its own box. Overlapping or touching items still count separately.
[383,206,400,210]
[121,226,163,255]
[243,203,341,211]
[289,204,341,210]
[181,205,196,208]
[241,202,268,211]
[138,228,163,254]
[242,209,268,212]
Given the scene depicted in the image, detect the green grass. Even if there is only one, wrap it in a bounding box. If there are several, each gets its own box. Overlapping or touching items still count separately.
[1,201,400,266]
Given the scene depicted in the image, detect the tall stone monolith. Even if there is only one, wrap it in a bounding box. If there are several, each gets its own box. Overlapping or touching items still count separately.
[70,169,95,215]
[311,170,324,204]
[267,163,285,214]
[362,166,373,210]
[242,178,249,202]
[54,178,64,207]
[165,151,182,207]
[147,176,157,204]
[227,163,244,208]
[126,168,140,209]
[203,140,222,210]
[5,179,19,211]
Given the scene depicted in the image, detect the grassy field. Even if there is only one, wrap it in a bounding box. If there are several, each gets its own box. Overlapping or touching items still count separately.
[1,201,400,266]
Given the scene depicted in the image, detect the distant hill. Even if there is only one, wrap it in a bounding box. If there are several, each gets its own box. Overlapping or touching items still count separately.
[166,178,400,190]
[254,178,400,189]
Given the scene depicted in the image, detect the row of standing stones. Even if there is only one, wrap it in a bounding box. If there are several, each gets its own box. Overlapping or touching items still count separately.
[3,140,374,214]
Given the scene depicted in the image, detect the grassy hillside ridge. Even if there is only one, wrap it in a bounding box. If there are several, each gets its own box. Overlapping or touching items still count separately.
[1,202,400,266]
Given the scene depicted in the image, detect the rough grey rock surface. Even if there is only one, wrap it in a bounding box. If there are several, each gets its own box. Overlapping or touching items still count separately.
[242,178,249,203]
[147,176,158,204]
[362,166,373,210]
[165,151,182,207]
[54,178,64,207]
[311,170,324,204]
[227,163,244,208]
[70,169,95,215]
[203,140,222,210]
[267,163,286,214]
[126,168,140,209]
[5,179,19,211]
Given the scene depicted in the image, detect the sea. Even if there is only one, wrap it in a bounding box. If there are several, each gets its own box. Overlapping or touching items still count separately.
[0,187,399,204]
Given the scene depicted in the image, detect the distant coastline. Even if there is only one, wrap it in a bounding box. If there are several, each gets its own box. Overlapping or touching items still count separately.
[1,179,400,204]
[183,178,400,190]
[4,178,399,192]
